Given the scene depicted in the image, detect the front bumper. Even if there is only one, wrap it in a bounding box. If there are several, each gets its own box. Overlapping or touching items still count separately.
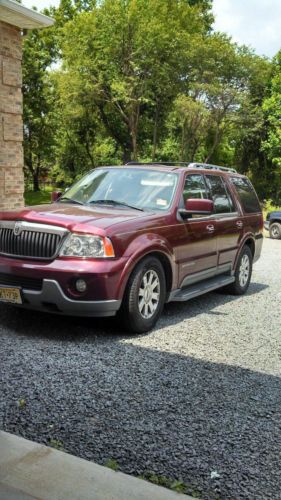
[264,221,269,231]
[16,279,121,317]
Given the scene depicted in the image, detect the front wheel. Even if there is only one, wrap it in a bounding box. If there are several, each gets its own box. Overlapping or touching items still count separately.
[269,222,281,240]
[223,246,253,296]
[119,257,166,334]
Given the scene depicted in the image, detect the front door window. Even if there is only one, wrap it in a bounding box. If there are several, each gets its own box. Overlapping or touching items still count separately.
[183,174,209,203]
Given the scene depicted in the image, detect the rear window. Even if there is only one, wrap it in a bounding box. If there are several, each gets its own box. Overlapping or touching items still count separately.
[231,177,261,213]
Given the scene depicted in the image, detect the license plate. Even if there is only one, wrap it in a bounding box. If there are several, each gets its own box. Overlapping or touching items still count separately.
[0,287,22,304]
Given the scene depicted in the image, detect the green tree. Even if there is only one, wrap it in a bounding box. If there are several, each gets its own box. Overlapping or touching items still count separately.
[23,29,57,191]
[61,0,211,161]
[262,67,281,200]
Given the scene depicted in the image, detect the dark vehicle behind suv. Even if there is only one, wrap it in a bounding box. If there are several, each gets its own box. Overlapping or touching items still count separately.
[0,162,263,333]
[264,211,281,239]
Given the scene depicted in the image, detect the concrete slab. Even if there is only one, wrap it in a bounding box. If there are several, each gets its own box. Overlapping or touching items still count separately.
[0,431,191,500]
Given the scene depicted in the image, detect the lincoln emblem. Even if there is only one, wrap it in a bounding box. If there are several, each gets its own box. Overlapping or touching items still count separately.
[13,222,22,237]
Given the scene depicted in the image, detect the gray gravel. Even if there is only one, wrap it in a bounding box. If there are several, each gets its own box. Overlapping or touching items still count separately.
[0,237,281,499]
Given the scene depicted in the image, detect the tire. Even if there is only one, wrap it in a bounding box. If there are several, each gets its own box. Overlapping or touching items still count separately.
[269,222,281,240]
[223,245,253,296]
[119,256,166,334]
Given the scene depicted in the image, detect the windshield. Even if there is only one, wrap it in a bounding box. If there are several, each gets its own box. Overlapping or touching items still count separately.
[60,168,178,211]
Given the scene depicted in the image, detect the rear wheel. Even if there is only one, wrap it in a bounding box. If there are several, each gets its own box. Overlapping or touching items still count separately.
[269,222,281,240]
[223,246,253,296]
[119,256,166,334]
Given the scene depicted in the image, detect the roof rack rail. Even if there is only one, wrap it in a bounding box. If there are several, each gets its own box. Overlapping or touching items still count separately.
[187,162,237,173]
[125,161,190,167]
[125,161,237,173]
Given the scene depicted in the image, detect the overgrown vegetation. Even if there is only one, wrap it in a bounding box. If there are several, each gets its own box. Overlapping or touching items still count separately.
[22,0,281,203]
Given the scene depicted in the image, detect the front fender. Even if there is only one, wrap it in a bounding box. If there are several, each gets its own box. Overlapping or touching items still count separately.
[115,233,176,300]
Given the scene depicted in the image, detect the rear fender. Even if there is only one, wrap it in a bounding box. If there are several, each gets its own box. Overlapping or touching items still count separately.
[233,234,256,271]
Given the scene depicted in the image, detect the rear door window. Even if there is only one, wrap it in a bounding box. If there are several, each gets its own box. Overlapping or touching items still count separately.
[231,177,261,213]
[205,175,235,214]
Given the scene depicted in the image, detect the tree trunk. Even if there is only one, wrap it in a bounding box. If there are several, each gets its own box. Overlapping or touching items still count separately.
[131,130,137,161]
[129,106,139,161]
[122,148,131,164]
[152,103,159,161]
[204,126,222,163]
[180,124,185,161]
[33,172,40,192]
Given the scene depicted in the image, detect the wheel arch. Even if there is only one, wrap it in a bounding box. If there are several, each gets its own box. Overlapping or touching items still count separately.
[147,251,173,297]
[234,236,255,271]
[117,249,174,302]
[269,219,281,225]
[244,237,255,258]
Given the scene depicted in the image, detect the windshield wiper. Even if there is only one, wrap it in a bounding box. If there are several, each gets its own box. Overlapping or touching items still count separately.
[89,199,144,211]
[59,197,84,205]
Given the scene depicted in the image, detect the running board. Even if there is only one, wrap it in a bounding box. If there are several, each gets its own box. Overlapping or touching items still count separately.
[168,275,235,303]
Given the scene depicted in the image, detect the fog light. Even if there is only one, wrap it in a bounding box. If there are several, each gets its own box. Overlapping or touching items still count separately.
[75,279,87,293]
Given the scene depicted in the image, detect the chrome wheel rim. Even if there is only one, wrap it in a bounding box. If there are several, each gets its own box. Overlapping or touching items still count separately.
[138,270,160,319]
[272,226,279,238]
[239,254,250,288]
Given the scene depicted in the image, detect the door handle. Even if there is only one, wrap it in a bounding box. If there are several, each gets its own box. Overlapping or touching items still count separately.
[206,224,215,232]
[236,221,243,228]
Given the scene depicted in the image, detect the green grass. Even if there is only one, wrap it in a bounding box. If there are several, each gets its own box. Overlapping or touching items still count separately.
[49,439,64,451]
[139,472,202,497]
[104,459,119,471]
[24,189,52,206]
[18,398,26,409]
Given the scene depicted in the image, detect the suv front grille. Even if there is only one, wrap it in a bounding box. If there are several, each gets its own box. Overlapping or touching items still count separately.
[0,273,43,291]
[0,221,68,260]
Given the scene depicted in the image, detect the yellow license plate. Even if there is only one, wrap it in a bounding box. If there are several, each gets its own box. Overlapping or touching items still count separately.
[0,287,22,304]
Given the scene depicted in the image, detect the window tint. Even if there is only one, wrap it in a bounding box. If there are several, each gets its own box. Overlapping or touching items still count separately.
[183,174,208,201]
[205,175,234,214]
[231,177,261,213]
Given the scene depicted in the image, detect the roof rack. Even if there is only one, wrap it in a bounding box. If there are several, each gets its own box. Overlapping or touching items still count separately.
[188,162,237,174]
[126,161,190,167]
[126,161,237,174]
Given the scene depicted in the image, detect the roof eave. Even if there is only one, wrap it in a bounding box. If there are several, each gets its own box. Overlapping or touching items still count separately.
[0,0,54,29]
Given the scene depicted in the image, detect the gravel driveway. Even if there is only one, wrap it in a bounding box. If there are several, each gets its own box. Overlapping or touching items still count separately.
[1,237,280,499]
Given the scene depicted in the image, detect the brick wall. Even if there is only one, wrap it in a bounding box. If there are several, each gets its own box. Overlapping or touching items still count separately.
[0,20,24,211]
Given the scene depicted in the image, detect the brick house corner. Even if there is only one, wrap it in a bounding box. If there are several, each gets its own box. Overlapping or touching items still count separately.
[0,0,53,211]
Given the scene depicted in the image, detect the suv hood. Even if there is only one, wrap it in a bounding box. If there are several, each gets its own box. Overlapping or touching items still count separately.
[0,203,151,235]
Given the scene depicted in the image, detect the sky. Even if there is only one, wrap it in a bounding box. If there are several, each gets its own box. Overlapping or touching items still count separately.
[22,0,281,58]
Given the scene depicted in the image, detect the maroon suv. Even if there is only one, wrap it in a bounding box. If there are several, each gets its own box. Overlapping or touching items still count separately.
[0,163,263,333]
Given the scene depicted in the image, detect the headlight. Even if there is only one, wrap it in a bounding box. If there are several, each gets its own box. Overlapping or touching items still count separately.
[60,234,115,258]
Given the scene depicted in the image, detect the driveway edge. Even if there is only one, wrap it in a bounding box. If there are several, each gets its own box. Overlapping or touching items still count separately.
[0,431,192,499]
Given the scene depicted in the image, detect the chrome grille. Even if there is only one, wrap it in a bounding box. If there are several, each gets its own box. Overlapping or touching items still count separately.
[0,221,68,260]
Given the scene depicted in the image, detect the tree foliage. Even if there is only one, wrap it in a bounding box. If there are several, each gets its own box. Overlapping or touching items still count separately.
[22,0,281,201]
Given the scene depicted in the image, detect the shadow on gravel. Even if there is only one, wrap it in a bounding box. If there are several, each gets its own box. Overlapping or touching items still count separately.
[0,279,277,499]
[0,281,268,342]
[0,321,280,499]
[157,281,269,331]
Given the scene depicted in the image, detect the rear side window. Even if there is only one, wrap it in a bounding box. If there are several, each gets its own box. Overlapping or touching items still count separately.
[205,175,235,214]
[231,177,261,213]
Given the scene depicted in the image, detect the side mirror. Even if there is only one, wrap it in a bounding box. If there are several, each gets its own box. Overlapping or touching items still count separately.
[51,191,62,203]
[180,198,214,218]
